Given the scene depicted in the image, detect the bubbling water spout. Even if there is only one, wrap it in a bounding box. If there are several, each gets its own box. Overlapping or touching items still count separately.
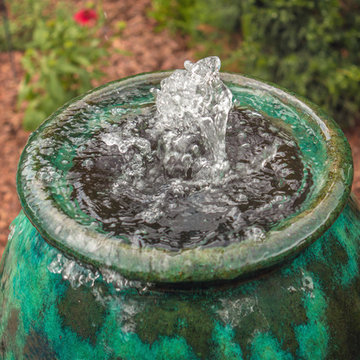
[67,57,313,250]
[152,56,233,180]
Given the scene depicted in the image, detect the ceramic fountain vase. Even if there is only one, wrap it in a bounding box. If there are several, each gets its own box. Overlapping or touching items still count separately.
[0,72,359,360]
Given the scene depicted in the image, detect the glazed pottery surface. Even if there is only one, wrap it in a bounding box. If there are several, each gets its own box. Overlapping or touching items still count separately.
[1,73,359,359]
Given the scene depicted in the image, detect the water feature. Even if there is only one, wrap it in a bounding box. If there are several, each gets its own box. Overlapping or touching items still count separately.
[68,57,312,251]
[3,55,357,359]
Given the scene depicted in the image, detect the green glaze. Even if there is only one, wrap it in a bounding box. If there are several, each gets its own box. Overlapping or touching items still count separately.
[1,72,359,358]
[1,197,360,359]
[16,72,353,283]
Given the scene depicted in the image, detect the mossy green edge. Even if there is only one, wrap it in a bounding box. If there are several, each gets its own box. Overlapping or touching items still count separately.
[16,72,353,283]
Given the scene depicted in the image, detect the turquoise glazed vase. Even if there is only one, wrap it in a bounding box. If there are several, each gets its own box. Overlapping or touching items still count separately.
[1,72,359,360]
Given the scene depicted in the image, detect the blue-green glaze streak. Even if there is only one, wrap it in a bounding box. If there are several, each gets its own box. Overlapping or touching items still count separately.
[1,196,360,359]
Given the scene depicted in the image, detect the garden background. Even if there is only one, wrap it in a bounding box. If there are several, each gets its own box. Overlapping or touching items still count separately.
[0,0,359,257]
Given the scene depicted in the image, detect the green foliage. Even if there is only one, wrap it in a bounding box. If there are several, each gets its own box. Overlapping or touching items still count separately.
[18,5,108,131]
[0,0,51,51]
[151,0,360,127]
[150,0,240,38]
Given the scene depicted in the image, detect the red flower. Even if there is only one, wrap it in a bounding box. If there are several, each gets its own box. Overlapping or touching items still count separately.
[73,9,98,26]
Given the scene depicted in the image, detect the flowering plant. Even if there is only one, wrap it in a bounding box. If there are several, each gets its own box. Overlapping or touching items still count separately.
[73,9,98,26]
[18,5,107,130]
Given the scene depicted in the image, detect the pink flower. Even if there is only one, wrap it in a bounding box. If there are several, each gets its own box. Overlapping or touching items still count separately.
[73,9,98,26]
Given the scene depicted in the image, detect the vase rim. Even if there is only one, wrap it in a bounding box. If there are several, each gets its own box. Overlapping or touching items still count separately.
[17,71,353,283]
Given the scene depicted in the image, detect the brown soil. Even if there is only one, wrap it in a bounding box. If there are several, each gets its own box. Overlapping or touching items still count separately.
[0,51,28,258]
[345,127,360,197]
[0,0,359,258]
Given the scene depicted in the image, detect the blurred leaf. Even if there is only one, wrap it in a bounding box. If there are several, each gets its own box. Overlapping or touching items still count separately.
[23,107,47,131]
[75,56,91,67]
[48,73,66,100]
[114,20,127,33]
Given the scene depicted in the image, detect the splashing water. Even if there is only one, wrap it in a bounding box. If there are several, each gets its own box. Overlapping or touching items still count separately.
[152,56,232,179]
[48,253,151,292]
[43,56,314,287]
[67,56,312,250]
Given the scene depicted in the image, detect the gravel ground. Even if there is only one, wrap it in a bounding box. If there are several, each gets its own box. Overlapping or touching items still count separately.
[0,0,359,258]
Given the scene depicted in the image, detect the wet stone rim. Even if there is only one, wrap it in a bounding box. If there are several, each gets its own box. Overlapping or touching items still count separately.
[17,72,353,283]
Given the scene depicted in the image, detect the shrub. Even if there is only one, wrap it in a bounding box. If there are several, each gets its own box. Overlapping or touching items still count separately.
[17,4,108,131]
[151,0,360,128]
[0,0,50,52]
